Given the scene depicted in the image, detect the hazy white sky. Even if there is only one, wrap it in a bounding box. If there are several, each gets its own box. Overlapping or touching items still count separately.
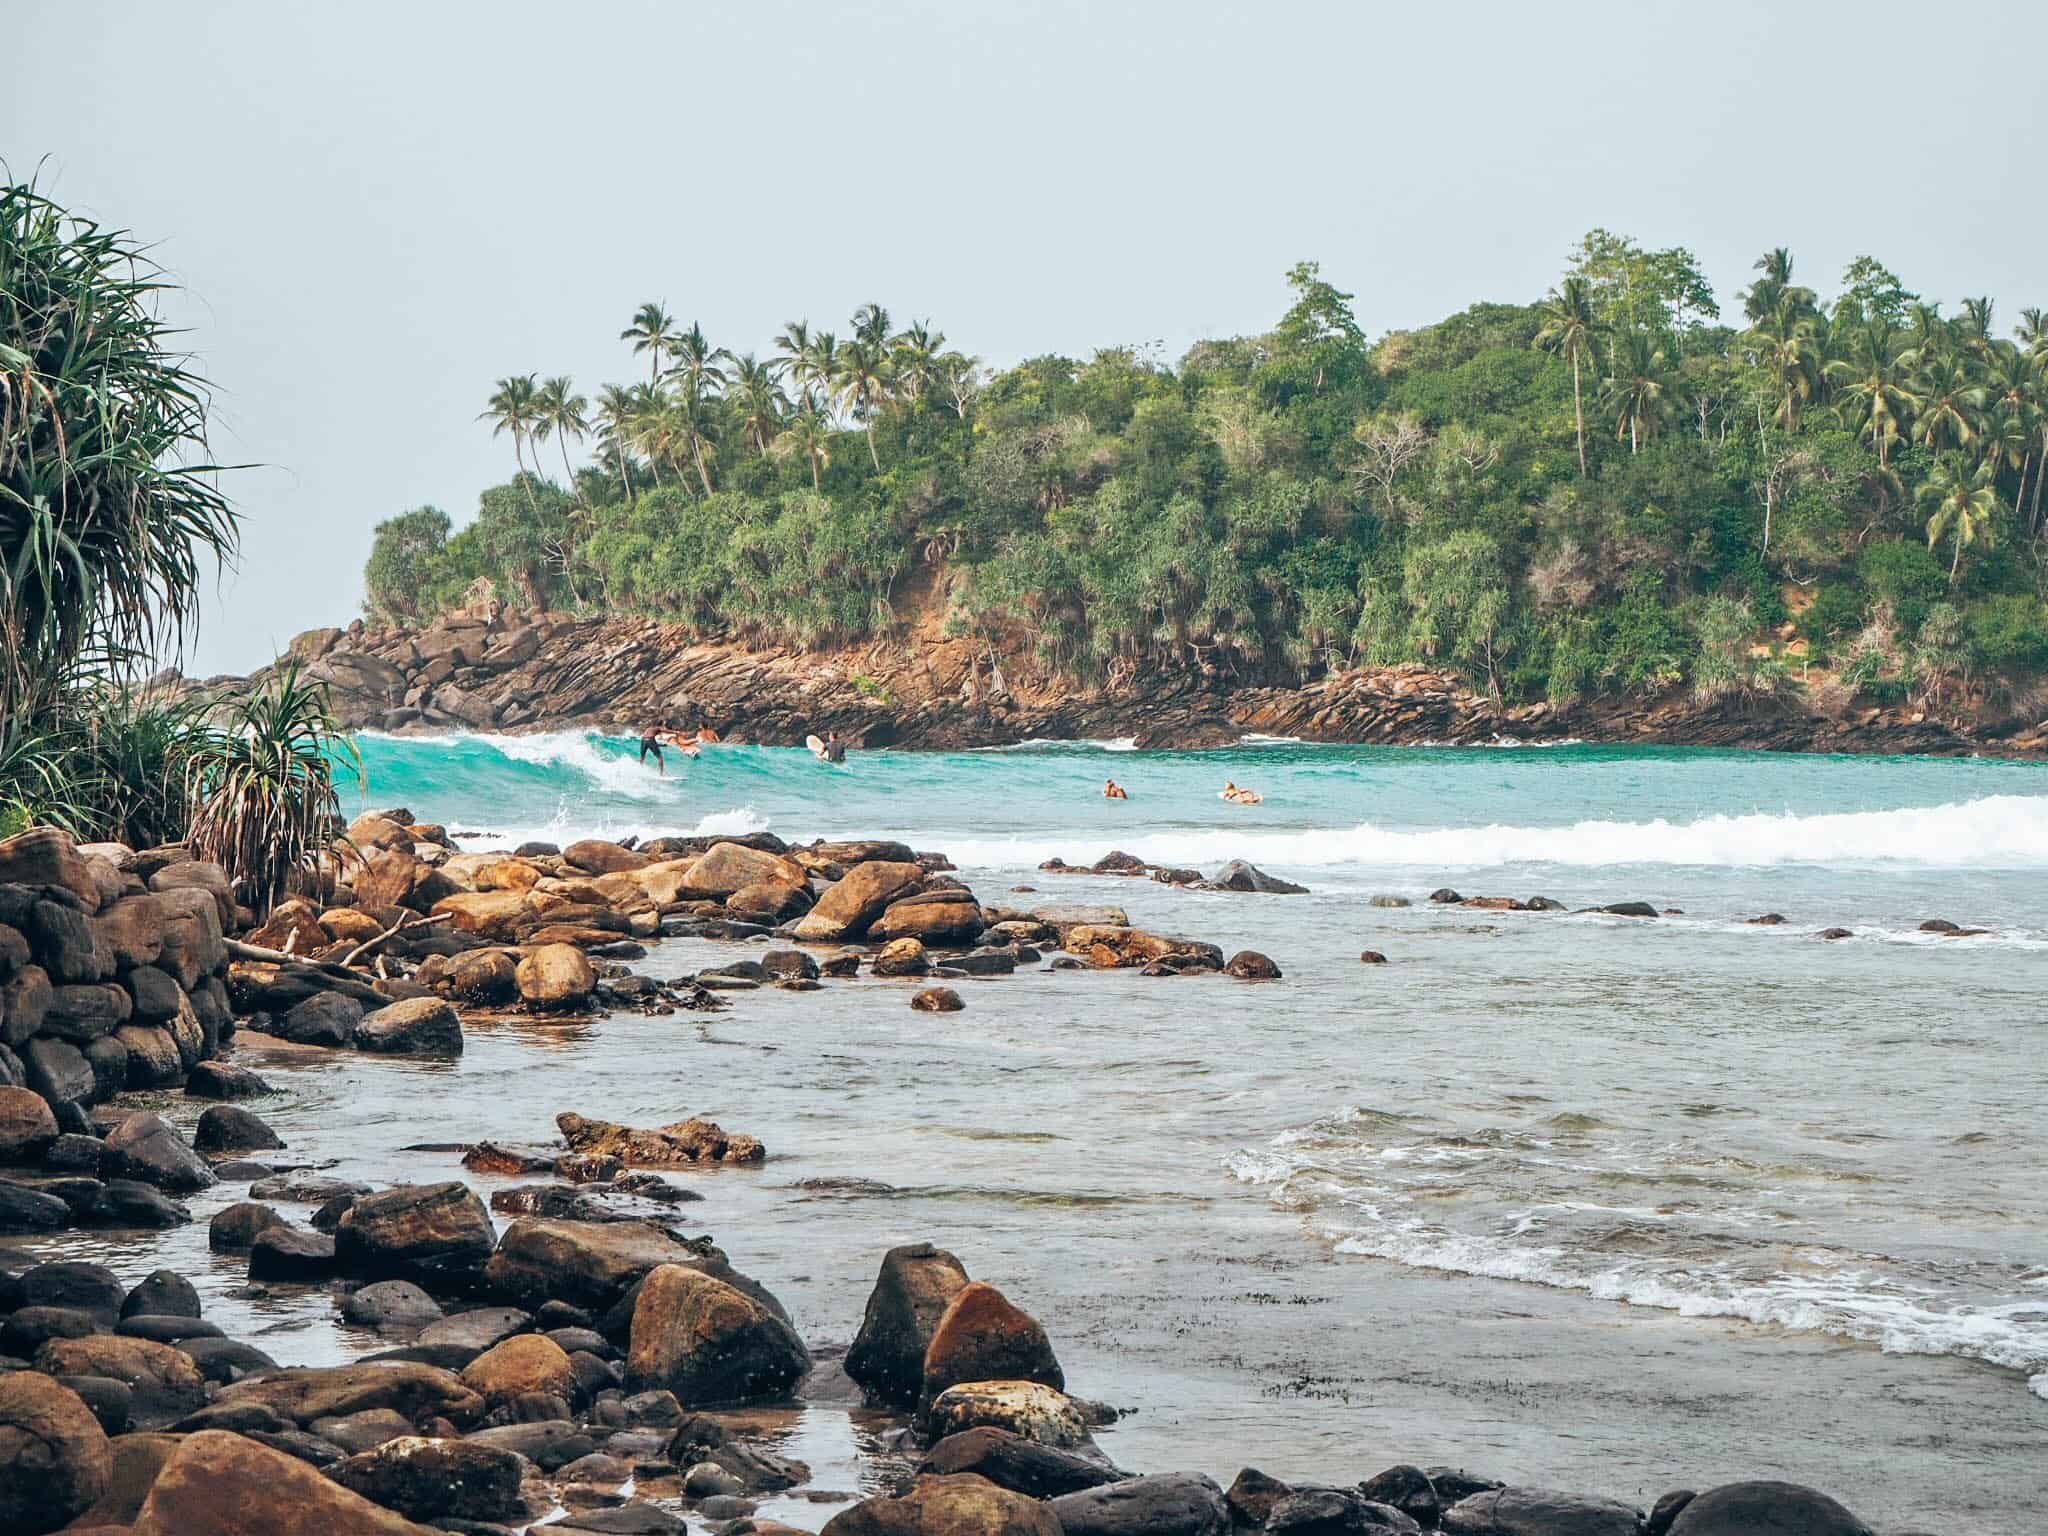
[12,0,2047,673]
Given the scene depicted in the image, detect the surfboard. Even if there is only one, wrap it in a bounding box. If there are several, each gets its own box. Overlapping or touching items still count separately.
[806,734,828,760]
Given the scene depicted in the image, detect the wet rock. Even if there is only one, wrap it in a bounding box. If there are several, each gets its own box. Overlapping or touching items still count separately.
[212,1200,288,1250]
[57,1373,131,1434]
[215,1359,484,1428]
[330,1434,526,1523]
[194,1102,285,1153]
[1064,924,1223,971]
[36,1334,206,1425]
[483,1216,711,1310]
[912,986,964,1012]
[117,1314,221,1343]
[312,1407,415,1454]
[759,947,821,982]
[418,1306,534,1356]
[819,949,862,977]
[45,980,133,1041]
[44,1129,102,1171]
[1357,1466,1440,1526]
[791,860,926,941]
[1359,950,1388,964]
[921,1425,1122,1497]
[1816,928,1854,940]
[821,1472,1061,1536]
[1227,1469,1293,1526]
[1209,860,1307,895]
[1441,1486,1641,1536]
[1049,1472,1229,1535]
[625,1262,809,1403]
[100,1112,215,1193]
[185,1058,273,1098]
[1428,887,1462,903]
[1747,913,1786,925]
[2,962,53,1045]
[92,1178,190,1228]
[1600,901,1659,918]
[0,1083,58,1158]
[1267,1485,1420,1533]
[846,1242,971,1408]
[0,1371,112,1534]
[1369,894,1411,908]
[2,1304,103,1354]
[277,990,366,1046]
[447,949,520,1005]
[356,996,464,1055]
[24,1036,94,1107]
[921,1281,1064,1408]
[64,1426,181,1530]
[464,1416,596,1469]
[250,1224,339,1281]
[245,1426,349,1467]
[558,1110,765,1167]
[131,1428,444,1535]
[112,1022,179,1088]
[0,1176,70,1231]
[179,1334,281,1383]
[250,1169,372,1202]
[343,1279,446,1332]
[1647,1491,1695,1536]
[870,890,987,944]
[953,945,1018,976]
[1223,949,1281,979]
[552,1499,691,1533]
[872,937,930,978]
[925,1380,1089,1448]
[488,1183,691,1225]
[1665,1481,1872,1536]
[29,899,108,984]
[122,1269,200,1319]
[336,1181,497,1281]
[462,1332,578,1407]
[517,943,597,1009]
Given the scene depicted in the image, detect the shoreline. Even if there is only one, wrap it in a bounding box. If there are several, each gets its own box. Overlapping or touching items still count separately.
[0,817,2035,1533]
[174,609,2048,760]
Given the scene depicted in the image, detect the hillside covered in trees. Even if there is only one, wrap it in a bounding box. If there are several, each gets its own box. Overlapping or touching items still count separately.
[363,234,2048,719]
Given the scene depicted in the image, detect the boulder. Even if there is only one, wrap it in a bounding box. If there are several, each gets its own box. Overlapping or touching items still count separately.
[342,1279,445,1332]
[921,1281,1064,1407]
[872,937,930,978]
[195,1102,284,1152]
[317,907,388,944]
[484,1216,709,1310]
[100,1113,215,1192]
[430,890,534,941]
[186,1059,274,1099]
[154,885,226,989]
[61,1427,181,1531]
[1063,924,1223,971]
[216,1360,483,1428]
[625,1262,808,1403]
[0,1179,71,1230]
[123,1269,201,1319]
[180,1334,281,1383]
[791,859,926,941]
[249,1224,339,1281]
[92,893,166,969]
[461,1332,577,1406]
[352,847,435,912]
[328,1434,526,1524]
[416,1305,534,1355]
[211,1200,288,1250]
[1442,1486,1642,1536]
[678,842,804,898]
[1266,1486,1421,1533]
[1209,859,1307,894]
[516,943,596,1009]
[870,891,986,944]
[1357,1465,1440,1526]
[309,1408,413,1454]
[925,1380,1090,1448]
[1049,1473,1230,1536]
[557,1110,765,1166]
[1223,950,1282,980]
[1665,1481,1872,1536]
[124,963,185,1021]
[473,857,542,893]
[2,962,53,1044]
[846,1242,971,1407]
[921,1426,1122,1497]
[727,879,809,920]
[563,839,649,876]
[0,828,99,903]
[28,898,107,982]
[355,997,463,1055]
[276,991,365,1047]
[446,949,518,1004]
[132,1428,443,1535]
[0,1371,112,1533]
[336,1182,497,1281]
[822,1473,1061,1536]
[0,1082,58,1158]
[23,1036,93,1105]
[35,1334,206,1424]
[912,986,965,1013]
[147,860,235,930]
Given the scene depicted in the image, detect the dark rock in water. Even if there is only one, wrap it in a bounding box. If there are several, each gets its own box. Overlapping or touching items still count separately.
[553,1498,692,1533]
[624,1263,808,1403]
[515,841,560,859]
[0,1178,71,1232]
[355,996,464,1055]
[1816,927,1854,941]
[920,1280,1064,1409]
[821,1473,1059,1536]
[1048,1473,1229,1536]
[846,1242,972,1408]
[1368,894,1411,908]
[920,1426,1122,1497]
[1091,851,1148,875]
[759,948,820,982]
[419,1305,533,1356]
[2,1304,104,1355]
[1223,950,1281,980]
[1747,913,1786,926]
[275,990,365,1046]
[1600,901,1659,918]
[463,1418,597,1470]
[185,1059,274,1098]
[91,1178,191,1230]
[1442,1486,1639,1536]
[1662,907,1684,915]
[0,1370,112,1532]
[22,1259,126,1321]
[1428,888,1462,904]
[24,1036,95,1107]
[819,950,862,977]
[249,1170,371,1203]
[178,1334,280,1384]
[1358,1465,1439,1526]
[247,1224,338,1281]
[1918,917,1960,933]
[335,1180,497,1281]
[117,1314,222,1343]
[1267,1484,1421,1533]
[1425,1468,1505,1504]
[34,1333,206,1426]
[329,1434,525,1523]
[46,1131,104,1172]
[194,1103,284,1153]
[1359,951,1389,965]
[57,1372,131,1435]
[1666,1481,1872,1536]
[954,946,1018,976]
[912,986,964,1012]
[488,1183,688,1225]
[1525,896,1566,912]
[341,1278,445,1331]
[211,1159,274,1180]
[1150,866,1203,886]
[1210,860,1307,895]
[210,1201,286,1251]
[1647,1490,1696,1536]
[123,1269,201,1320]
[100,1112,215,1193]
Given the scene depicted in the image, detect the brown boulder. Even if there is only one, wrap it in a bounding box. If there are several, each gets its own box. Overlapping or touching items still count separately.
[870,892,986,944]
[1223,950,1282,980]
[925,1381,1089,1448]
[101,1111,216,1193]
[215,1361,483,1428]
[625,1262,808,1403]
[483,1217,709,1310]
[318,907,387,944]
[243,897,327,956]
[562,839,648,875]
[446,949,518,1004]
[633,858,699,906]
[872,937,930,977]
[461,1332,577,1406]
[0,1083,59,1159]
[791,860,925,941]
[347,813,418,852]
[355,997,464,1055]
[726,879,809,920]
[1063,924,1223,971]
[912,986,965,1013]
[431,890,534,940]
[63,1429,182,1530]
[0,1370,112,1533]
[2,962,53,1044]
[336,1181,496,1280]
[92,893,166,970]
[133,1429,442,1535]
[821,1473,1061,1536]
[679,842,806,899]
[557,1110,764,1165]
[36,1334,206,1424]
[846,1243,970,1407]
[516,943,596,1009]
[0,827,99,905]
[146,860,234,931]
[327,1434,526,1524]
[921,1281,1064,1408]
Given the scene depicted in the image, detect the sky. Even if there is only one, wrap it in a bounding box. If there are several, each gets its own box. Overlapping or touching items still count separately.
[12,0,2048,675]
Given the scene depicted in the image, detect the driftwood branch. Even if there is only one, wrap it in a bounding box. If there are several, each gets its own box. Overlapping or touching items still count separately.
[340,911,450,969]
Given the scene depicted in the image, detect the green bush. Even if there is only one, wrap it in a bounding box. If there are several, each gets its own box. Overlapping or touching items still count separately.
[1859,540,1948,631]
[1966,595,2048,672]
[1795,585,1866,658]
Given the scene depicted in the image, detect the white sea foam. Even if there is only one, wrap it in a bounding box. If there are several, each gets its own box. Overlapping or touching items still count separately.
[937,794,2048,872]
[971,737,1138,753]
[454,804,770,852]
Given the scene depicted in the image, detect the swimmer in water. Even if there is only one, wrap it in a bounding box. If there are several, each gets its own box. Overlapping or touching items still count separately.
[1103,778,1129,800]
[1221,780,1263,805]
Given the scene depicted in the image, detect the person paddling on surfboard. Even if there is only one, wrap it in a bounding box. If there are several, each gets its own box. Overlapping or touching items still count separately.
[1103,778,1129,800]
[807,731,847,763]
[1221,779,1263,805]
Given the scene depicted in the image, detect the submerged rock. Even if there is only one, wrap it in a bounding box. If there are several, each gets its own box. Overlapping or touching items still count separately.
[1665,1481,1872,1536]
[557,1110,764,1166]
[921,1425,1123,1498]
[912,986,965,1013]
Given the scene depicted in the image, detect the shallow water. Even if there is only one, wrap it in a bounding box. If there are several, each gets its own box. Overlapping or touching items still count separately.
[12,735,2048,1531]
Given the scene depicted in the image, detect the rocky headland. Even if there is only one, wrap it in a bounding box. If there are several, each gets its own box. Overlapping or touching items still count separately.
[169,604,2048,757]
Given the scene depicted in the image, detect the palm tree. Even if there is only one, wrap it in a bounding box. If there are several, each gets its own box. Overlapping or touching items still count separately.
[478,374,544,512]
[2017,307,2048,359]
[593,384,639,498]
[1979,339,2042,516]
[1602,330,1671,454]
[620,303,679,387]
[1742,248,1814,324]
[729,353,789,456]
[1960,295,1996,343]
[1827,322,1918,468]
[800,331,842,416]
[665,322,729,400]
[1919,454,2002,583]
[1534,277,1601,474]
[772,319,811,384]
[533,376,590,489]
[771,390,835,490]
[890,320,946,405]
[625,384,673,488]
[1753,297,1819,431]
[852,302,893,351]
[665,382,721,496]
[1913,347,1989,455]
[834,338,893,471]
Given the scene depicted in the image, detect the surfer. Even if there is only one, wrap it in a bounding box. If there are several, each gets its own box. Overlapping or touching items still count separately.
[1221,780,1263,805]
[808,730,847,763]
[1103,778,1129,800]
[637,729,667,775]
